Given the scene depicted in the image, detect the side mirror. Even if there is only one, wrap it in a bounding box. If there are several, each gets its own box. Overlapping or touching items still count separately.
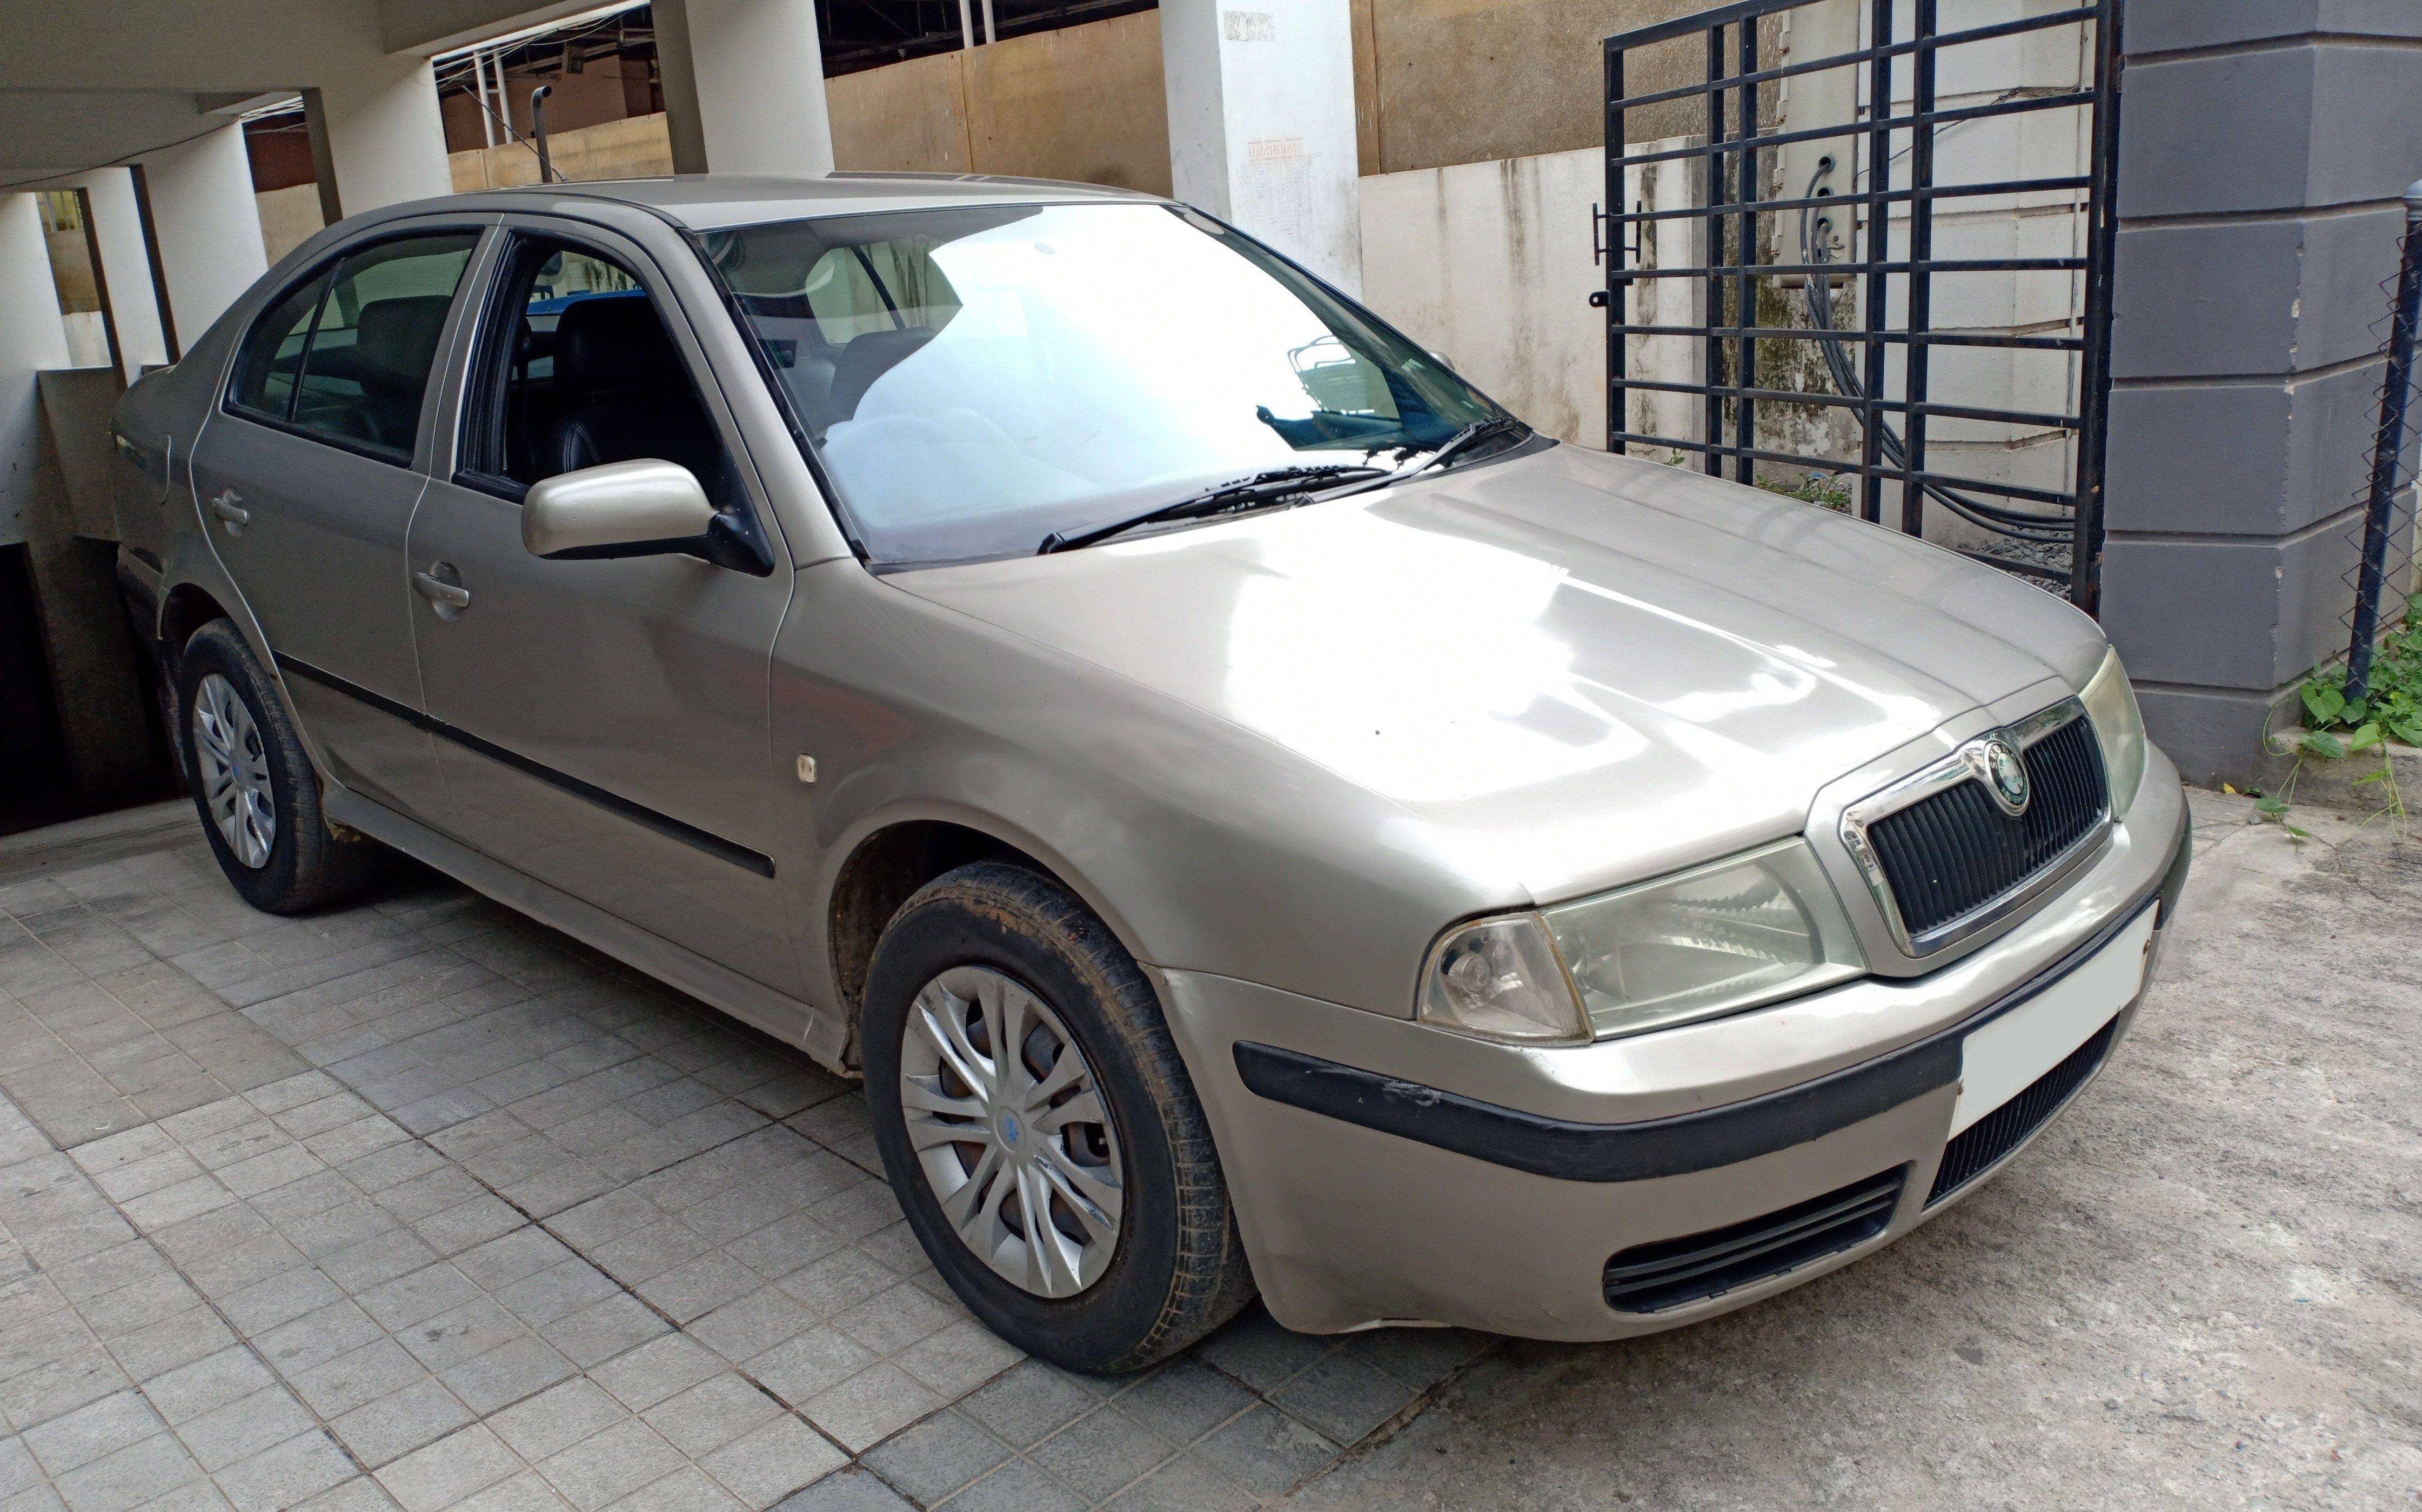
[523,459,718,559]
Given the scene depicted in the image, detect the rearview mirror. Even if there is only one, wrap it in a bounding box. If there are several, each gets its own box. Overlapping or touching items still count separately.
[523,459,718,559]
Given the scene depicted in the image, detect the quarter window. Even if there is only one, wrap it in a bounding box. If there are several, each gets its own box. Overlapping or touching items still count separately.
[228,232,480,462]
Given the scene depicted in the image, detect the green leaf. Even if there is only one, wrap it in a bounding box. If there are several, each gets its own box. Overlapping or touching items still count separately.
[2256,795,2291,814]
[2391,718,2422,746]
[2303,731,2348,759]
[2343,698,2370,726]
[2303,684,2346,723]
[2286,824,2314,839]
[2349,721,2384,752]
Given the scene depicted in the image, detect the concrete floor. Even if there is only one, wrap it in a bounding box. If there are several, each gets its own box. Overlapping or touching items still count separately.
[0,788,2412,1511]
[1291,791,2422,1512]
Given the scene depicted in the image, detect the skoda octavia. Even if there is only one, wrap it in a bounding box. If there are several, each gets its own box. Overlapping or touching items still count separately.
[109,175,2187,1372]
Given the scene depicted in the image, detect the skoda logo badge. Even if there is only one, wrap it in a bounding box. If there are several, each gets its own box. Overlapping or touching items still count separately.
[1983,737,2031,817]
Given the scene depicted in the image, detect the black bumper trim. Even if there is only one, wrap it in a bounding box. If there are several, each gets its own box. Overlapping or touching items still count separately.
[1234,819,2186,1183]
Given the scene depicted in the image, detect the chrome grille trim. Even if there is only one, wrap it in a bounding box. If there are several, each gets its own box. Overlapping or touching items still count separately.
[1839,699,2111,959]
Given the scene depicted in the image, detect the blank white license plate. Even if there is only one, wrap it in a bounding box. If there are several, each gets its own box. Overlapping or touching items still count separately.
[1950,909,2157,1136]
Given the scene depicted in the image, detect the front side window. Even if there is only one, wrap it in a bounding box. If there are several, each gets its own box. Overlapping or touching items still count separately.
[704,203,1510,566]
[457,237,740,511]
[227,232,479,461]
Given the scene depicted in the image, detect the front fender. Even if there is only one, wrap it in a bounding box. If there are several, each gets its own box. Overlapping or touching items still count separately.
[772,559,1529,1028]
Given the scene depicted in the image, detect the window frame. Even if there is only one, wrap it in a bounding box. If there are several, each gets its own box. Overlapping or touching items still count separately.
[219,224,489,470]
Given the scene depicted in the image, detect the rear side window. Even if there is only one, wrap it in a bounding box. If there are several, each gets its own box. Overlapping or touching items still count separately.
[228,232,480,462]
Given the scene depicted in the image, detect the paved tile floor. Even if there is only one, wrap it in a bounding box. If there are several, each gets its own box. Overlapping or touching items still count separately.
[0,811,1487,1512]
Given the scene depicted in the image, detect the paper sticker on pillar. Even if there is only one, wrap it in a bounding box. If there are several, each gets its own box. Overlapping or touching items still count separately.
[1222,10,1275,41]
[1248,136,1309,164]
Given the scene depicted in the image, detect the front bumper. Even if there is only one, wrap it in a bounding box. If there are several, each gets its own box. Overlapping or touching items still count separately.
[1156,752,2190,1340]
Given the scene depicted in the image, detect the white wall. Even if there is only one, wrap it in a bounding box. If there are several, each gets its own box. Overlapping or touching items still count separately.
[1356,141,1704,453]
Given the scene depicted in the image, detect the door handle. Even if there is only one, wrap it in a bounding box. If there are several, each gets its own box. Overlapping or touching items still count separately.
[206,490,249,530]
[413,568,471,610]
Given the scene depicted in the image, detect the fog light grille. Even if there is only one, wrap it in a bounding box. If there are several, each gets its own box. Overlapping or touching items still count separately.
[1602,1167,1904,1314]
[1927,1015,2119,1207]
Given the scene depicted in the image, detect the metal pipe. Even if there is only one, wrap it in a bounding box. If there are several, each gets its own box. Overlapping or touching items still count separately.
[2346,178,2422,702]
[529,84,558,183]
[982,0,997,44]
[960,0,975,49]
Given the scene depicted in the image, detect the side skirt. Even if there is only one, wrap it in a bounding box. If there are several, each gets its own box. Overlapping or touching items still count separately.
[325,787,853,1075]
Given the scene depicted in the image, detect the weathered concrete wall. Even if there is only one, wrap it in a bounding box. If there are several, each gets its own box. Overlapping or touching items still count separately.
[2099,1,2422,785]
[256,182,327,266]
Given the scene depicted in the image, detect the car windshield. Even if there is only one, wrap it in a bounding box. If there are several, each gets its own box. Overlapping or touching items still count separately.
[701,202,1514,566]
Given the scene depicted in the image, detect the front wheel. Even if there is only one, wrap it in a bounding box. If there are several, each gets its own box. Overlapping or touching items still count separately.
[862,861,1254,1373]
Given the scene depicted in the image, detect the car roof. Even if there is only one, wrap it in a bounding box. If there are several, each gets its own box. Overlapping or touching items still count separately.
[433,171,1165,231]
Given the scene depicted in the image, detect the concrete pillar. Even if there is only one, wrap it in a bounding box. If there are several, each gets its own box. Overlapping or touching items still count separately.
[136,126,270,352]
[654,0,836,177]
[1161,0,1363,293]
[302,54,456,221]
[2096,1,2422,784]
[70,170,169,382]
[0,194,160,799]
[1,193,72,548]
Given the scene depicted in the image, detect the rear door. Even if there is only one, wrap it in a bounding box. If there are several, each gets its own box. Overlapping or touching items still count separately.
[189,224,489,817]
[402,218,806,999]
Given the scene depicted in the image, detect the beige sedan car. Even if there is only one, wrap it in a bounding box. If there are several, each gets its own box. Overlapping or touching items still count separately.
[111,175,2187,1372]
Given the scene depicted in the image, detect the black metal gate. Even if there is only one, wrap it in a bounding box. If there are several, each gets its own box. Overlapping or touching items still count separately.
[1598,0,2123,609]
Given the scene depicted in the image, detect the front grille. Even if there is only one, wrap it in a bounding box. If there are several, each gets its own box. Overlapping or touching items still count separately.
[1867,716,2108,941]
[1602,1168,1904,1314]
[1926,1015,2119,1206]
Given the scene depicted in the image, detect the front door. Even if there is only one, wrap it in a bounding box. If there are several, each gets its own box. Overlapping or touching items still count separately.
[189,226,484,818]
[404,224,805,998]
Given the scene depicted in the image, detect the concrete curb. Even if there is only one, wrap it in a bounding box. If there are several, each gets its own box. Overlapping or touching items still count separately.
[2252,726,2422,814]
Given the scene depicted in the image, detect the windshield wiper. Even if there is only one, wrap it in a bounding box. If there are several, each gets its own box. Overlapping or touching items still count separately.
[1311,416,1533,504]
[1037,464,1387,554]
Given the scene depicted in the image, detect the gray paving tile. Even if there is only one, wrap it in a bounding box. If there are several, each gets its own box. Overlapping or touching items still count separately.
[174,1385,318,1472]
[213,1428,357,1512]
[290,1338,428,1421]
[23,1388,164,1475]
[1107,1360,1255,1450]
[374,1424,524,1512]
[1264,1354,1415,1446]
[589,1335,721,1414]
[1100,1453,1256,1512]
[49,1430,203,1512]
[1190,1310,1334,1395]
[768,1468,912,1512]
[484,1380,628,1465]
[1026,1405,1176,1504]
[1192,1405,1338,1499]
[748,1329,876,1411]
[956,1362,1101,1451]
[439,1334,575,1417]
[938,1459,1084,1512]
[139,1347,278,1426]
[862,1410,1011,1507]
[329,1375,476,1466]
[536,1419,685,1511]
[700,1415,847,1510]
[800,1364,941,1455]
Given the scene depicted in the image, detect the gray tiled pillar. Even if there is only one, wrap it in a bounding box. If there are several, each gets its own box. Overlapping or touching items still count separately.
[2097,0,2422,784]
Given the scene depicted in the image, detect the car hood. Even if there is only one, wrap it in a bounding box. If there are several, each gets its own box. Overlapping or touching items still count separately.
[891,443,2107,903]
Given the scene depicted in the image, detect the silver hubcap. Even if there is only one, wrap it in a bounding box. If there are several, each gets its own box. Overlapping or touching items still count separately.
[191,673,276,869]
[899,966,1124,1297]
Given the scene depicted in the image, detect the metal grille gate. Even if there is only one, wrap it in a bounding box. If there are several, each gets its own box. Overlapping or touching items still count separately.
[1598,0,2123,610]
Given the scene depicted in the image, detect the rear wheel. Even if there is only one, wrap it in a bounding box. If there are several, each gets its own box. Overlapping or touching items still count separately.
[862,861,1255,1373]
[176,619,383,913]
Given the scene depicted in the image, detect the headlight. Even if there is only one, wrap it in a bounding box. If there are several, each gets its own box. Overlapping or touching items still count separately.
[2080,646,2146,818]
[1419,840,1866,1045]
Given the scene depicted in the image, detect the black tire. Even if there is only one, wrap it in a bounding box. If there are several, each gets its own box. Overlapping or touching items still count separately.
[176,619,383,913]
[862,861,1255,1373]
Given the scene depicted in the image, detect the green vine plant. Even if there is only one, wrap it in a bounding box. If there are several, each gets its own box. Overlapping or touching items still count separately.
[2259,593,2422,832]
[1756,471,1854,512]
